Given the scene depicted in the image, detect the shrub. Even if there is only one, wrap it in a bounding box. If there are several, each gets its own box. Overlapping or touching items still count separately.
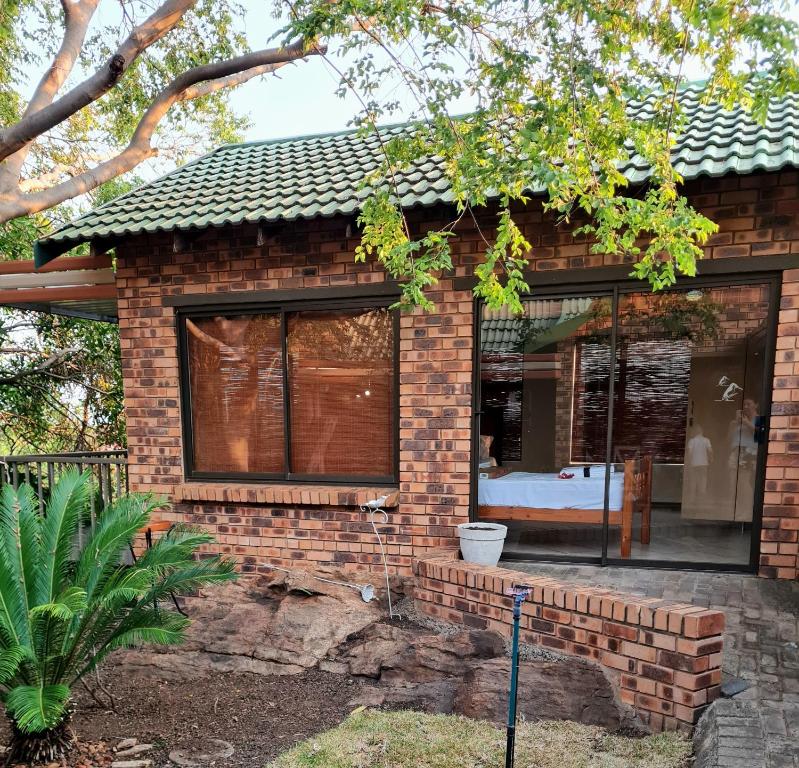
[0,470,236,763]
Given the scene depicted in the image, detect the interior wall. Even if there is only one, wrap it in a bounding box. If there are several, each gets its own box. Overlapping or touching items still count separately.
[521,375,557,471]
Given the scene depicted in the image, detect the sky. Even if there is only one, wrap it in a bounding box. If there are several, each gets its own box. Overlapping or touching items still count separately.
[224,0,473,143]
[13,0,799,180]
[226,0,799,145]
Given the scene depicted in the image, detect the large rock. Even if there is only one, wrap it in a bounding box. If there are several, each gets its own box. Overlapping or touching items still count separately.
[331,623,626,729]
[453,656,624,730]
[110,568,632,733]
[333,622,504,682]
[115,570,383,677]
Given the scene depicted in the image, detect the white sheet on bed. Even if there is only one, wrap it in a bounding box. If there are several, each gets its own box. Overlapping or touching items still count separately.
[478,472,623,511]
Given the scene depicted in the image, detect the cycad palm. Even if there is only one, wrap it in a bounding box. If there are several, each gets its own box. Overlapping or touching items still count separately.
[0,470,236,764]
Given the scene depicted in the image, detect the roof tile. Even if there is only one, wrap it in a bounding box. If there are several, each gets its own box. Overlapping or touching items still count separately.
[35,84,799,264]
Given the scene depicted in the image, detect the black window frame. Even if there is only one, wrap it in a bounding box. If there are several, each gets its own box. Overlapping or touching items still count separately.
[177,295,400,486]
[470,269,783,573]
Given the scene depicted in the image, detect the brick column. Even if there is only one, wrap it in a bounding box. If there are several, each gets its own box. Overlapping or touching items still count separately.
[398,279,473,558]
[762,268,799,579]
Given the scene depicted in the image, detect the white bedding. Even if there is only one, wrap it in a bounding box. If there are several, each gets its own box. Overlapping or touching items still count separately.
[478,472,623,511]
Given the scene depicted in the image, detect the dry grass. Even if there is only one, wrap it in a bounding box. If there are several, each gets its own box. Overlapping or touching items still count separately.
[268,709,692,768]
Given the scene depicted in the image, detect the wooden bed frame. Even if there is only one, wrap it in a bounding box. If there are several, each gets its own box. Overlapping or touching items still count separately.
[479,456,652,559]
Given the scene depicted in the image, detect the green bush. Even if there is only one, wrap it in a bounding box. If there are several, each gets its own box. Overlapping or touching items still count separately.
[0,470,236,763]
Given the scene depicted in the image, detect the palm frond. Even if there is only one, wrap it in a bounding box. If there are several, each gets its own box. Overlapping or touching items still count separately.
[0,485,35,649]
[5,683,70,733]
[135,526,216,573]
[0,645,26,685]
[34,470,91,606]
[147,556,237,601]
[70,609,189,684]
[97,568,152,608]
[74,493,159,602]
[29,587,87,622]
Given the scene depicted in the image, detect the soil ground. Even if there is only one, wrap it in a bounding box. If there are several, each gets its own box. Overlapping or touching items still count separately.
[0,666,378,767]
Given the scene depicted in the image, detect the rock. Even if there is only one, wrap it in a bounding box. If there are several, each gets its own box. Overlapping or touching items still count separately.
[332,622,627,729]
[332,622,505,682]
[383,628,505,683]
[115,738,138,751]
[169,737,235,767]
[114,571,383,677]
[111,761,152,768]
[453,656,625,729]
[115,743,153,758]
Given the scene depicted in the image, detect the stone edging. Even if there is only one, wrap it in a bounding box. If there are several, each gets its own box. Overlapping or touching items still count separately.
[693,700,767,768]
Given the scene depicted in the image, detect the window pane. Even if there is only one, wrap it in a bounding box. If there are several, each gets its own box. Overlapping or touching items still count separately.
[477,296,613,559]
[611,285,771,564]
[186,314,285,474]
[287,307,394,478]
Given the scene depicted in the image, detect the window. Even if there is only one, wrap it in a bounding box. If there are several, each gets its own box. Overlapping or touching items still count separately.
[475,281,775,568]
[180,303,397,483]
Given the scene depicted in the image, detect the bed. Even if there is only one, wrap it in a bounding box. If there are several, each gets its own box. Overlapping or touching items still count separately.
[478,457,652,558]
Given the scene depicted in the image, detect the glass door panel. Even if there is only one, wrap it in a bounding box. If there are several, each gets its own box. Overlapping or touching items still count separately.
[611,284,771,565]
[477,295,613,559]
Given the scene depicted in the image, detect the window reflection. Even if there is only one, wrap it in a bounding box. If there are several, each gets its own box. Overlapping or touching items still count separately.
[477,283,771,566]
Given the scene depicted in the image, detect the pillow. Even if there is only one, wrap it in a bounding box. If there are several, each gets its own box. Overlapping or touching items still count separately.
[479,435,494,462]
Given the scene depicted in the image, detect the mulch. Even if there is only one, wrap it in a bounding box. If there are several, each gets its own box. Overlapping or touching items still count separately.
[0,666,378,767]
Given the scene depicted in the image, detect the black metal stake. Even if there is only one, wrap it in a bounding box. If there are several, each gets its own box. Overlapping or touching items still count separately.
[505,585,531,768]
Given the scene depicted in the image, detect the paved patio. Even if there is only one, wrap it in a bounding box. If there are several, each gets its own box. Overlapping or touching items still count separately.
[505,561,799,767]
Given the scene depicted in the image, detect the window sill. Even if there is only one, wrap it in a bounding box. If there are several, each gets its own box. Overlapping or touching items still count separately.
[173,482,399,508]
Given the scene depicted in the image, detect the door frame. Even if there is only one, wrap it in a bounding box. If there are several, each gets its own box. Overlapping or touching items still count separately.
[470,271,783,572]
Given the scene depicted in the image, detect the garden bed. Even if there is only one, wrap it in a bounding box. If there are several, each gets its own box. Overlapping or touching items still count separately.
[0,667,376,768]
[0,663,694,768]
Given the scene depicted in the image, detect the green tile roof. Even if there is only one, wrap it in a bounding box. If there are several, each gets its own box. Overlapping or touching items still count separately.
[34,83,799,265]
[482,298,595,352]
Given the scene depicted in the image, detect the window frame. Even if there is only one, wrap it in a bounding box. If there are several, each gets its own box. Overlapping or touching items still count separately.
[177,295,400,486]
[470,270,783,573]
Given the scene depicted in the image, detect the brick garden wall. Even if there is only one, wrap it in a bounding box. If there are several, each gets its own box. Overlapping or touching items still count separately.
[414,550,725,732]
[115,169,799,578]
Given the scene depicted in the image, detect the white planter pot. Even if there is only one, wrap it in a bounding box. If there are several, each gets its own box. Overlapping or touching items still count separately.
[457,522,508,566]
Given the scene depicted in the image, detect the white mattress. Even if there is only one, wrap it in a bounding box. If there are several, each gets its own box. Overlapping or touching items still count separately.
[478,472,623,511]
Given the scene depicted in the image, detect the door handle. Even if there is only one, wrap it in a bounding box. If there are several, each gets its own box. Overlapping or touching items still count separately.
[754,416,767,444]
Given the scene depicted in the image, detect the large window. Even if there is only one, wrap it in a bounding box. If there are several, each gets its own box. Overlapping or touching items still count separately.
[180,303,397,483]
[476,280,775,568]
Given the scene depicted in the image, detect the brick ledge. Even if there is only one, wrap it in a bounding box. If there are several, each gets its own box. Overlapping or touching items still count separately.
[415,550,725,638]
[413,549,726,732]
[173,482,399,508]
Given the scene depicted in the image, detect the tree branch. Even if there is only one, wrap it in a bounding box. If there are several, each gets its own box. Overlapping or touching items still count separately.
[0,0,198,165]
[0,39,323,220]
[0,348,80,386]
[0,0,102,189]
[18,153,114,193]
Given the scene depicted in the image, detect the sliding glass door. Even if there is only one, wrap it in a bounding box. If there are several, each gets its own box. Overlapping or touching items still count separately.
[475,278,776,569]
[477,294,613,560]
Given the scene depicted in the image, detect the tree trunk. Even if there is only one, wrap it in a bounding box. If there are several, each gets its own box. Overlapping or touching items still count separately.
[4,716,74,765]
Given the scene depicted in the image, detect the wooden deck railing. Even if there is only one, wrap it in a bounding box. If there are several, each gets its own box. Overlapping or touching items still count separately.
[0,450,128,533]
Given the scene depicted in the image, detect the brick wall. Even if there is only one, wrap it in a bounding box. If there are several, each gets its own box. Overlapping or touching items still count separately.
[115,170,799,578]
[763,267,799,578]
[414,550,725,732]
[115,209,473,573]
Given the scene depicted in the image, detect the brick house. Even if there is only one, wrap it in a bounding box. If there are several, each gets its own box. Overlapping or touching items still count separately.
[12,83,797,732]
[29,85,799,583]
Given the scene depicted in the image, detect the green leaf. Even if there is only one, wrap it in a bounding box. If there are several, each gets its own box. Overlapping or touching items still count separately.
[5,683,70,734]
[35,469,91,605]
[0,645,26,684]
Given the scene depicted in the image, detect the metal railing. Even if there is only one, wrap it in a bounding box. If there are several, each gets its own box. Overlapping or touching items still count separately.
[0,450,128,529]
